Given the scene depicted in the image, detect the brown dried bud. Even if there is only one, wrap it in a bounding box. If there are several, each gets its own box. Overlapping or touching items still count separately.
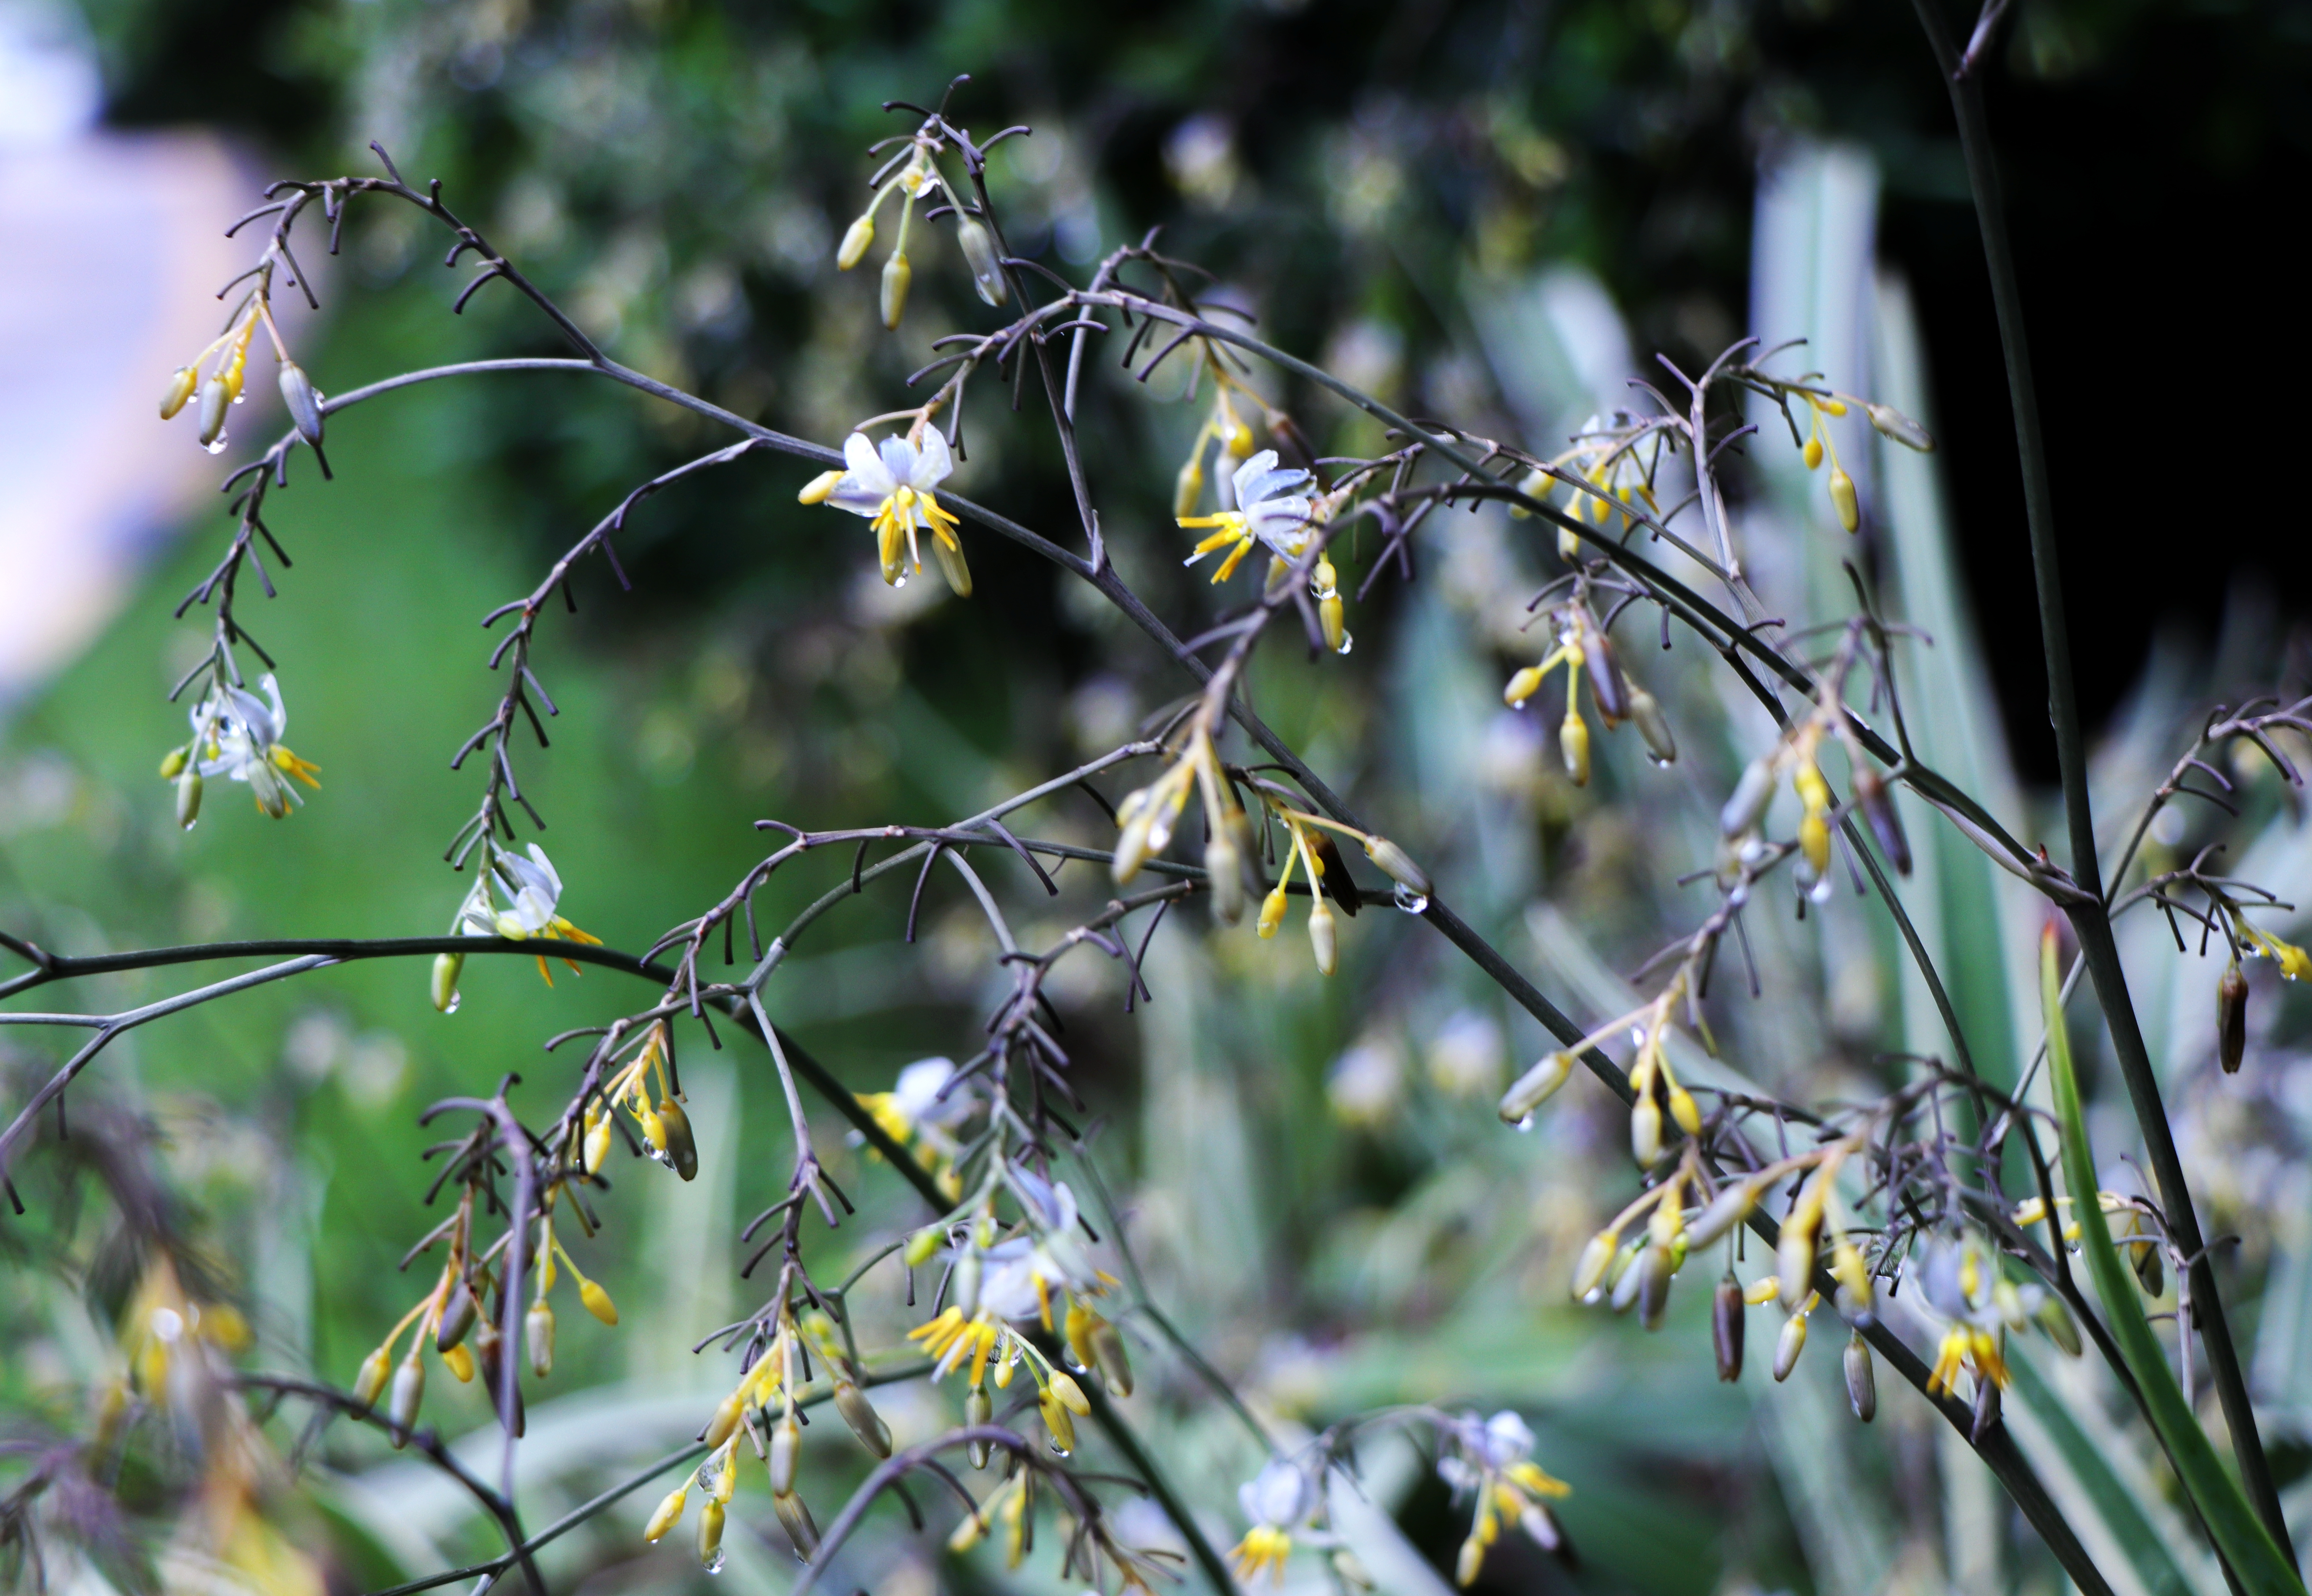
[1844,1332,1876,1421]
[1584,627,1630,724]
[1713,1276,1745,1382]
[1855,769,1911,876]
[2218,963,2248,1073]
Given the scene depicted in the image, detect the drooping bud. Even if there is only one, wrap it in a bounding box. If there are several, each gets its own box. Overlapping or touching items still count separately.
[474,1321,523,1436]
[1570,1229,1619,1300]
[1772,1312,1809,1382]
[951,1247,982,1319]
[1499,1052,1573,1124]
[697,1498,726,1570]
[175,769,203,830]
[580,1278,619,1326]
[1720,757,1775,836]
[2218,963,2249,1074]
[435,1278,478,1352]
[657,1098,699,1181]
[583,1110,612,1175]
[773,1490,819,1559]
[1307,897,1338,976]
[526,1300,555,1377]
[965,1383,993,1469]
[879,251,912,329]
[1173,455,1205,518]
[1628,686,1677,765]
[797,468,844,505]
[1456,1534,1486,1587]
[161,365,198,419]
[278,361,325,448]
[352,1345,392,1412]
[431,952,463,1014]
[1866,402,1933,452]
[1854,769,1912,876]
[2035,1293,2083,1357]
[1844,1332,1877,1421]
[1803,435,1824,471]
[1828,465,1859,533]
[769,1410,802,1495]
[1630,1094,1662,1166]
[1038,1388,1077,1453]
[834,1379,892,1456]
[1609,1244,1648,1314]
[904,1225,947,1267]
[1636,1245,1673,1331]
[1361,835,1429,897]
[2129,1234,2165,1297]
[702,1392,744,1450]
[836,214,875,270]
[1560,707,1590,786]
[1089,1317,1134,1397]
[1205,832,1245,925]
[1503,665,1544,707]
[1585,630,1630,724]
[956,219,1008,306]
[1712,1276,1745,1381]
[159,746,188,780]
[644,1485,687,1543]
[387,1355,425,1444]
[1687,1180,1757,1249]
[197,376,231,448]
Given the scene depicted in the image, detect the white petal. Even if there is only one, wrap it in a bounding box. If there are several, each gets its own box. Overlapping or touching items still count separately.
[526,844,563,897]
[1244,466,1310,507]
[827,477,888,516]
[1230,449,1280,506]
[878,434,919,486]
[911,426,953,487]
[844,432,894,492]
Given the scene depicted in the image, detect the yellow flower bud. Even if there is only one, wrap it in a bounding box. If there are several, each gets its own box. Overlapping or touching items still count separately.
[1828,465,1858,533]
[1257,883,1288,939]
[1773,1311,1809,1381]
[797,468,844,504]
[1503,665,1544,707]
[1802,435,1823,471]
[159,747,188,780]
[431,952,463,1014]
[880,251,912,329]
[836,214,874,270]
[1667,1083,1700,1136]
[1499,1052,1572,1123]
[905,1224,947,1267]
[161,365,198,420]
[583,1112,612,1175]
[657,1098,699,1182]
[1039,1389,1077,1453]
[696,1498,726,1570]
[702,1391,743,1450]
[580,1278,619,1326]
[1455,1534,1486,1587]
[352,1345,391,1412]
[1570,1229,1619,1300]
[644,1485,687,1543]
[1560,707,1590,786]
[440,1341,475,1383]
[1307,896,1337,976]
[1047,1371,1091,1415]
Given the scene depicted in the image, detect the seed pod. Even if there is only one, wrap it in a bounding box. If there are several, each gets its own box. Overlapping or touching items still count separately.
[956,219,1008,306]
[2218,963,2249,1073]
[1089,1317,1134,1397]
[879,251,912,329]
[1585,629,1630,724]
[1560,707,1591,786]
[1720,757,1776,836]
[1308,897,1338,976]
[1713,1277,1745,1381]
[197,375,231,447]
[526,1300,555,1378]
[387,1355,425,1444]
[161,365,198,419]
[1636,1245,1673,1331]
[696,1498,726,1569]
[643,1485,687,1543]
[435,1278,478,1352]
[1570,1230,1618,1300]
[352,1345,392,1412]
[1205,832,1245,925]
[1499,1051,1573,1124]
[1829,465,1859,533]
[580,1278,619,1325]
[1362,835,1430,896]
[1628,686,1677,765]
[836,214,874,270]
[1772,1312,1809,1382]
[1173,455,1205,517]
[278,361,324,448]
[834,1379,892,1456]
[769,1410,802,1495]
[1844,1332,1877,1421]
[656,1098,699,1181]
[797,468,844,505]
[1866,402,1933,452]
[175,768,203,830]
[965,1384,993,1468]
[1855,769,1912,875]
[774,1490,820,1559]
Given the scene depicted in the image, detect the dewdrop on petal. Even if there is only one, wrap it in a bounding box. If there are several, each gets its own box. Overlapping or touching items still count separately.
[1499,1051,1572,1124]
[1829,465,1859,532]
[880,251,912,329]
[836,214,874,270]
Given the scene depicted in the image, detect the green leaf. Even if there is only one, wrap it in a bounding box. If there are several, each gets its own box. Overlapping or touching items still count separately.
[2040,926,2306,1595]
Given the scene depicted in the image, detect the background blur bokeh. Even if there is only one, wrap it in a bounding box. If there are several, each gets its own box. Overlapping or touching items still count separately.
[6,2,2312,1593]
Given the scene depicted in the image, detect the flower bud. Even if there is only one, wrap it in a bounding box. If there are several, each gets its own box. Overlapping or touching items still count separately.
[1307,897,1338,976]
[1321,590,1348,655]
[1039,1389,1077,1453]
[904,1224,947,1268]
[1585,631,1630,724]
[430,952,463,1014]
[644,1485,687,1543]
[1518,1504,1565,1555]
[583,1111,612,1175]
[1667,1083,1701,1137]
[2218,963,2249,1074]
[197,375,231,447]
[161,365,198,419]
[769,1410,802,1495]
[836,214,875,270]
[932,529,973,598]
[435,1278,478,1352]
[1609,1244,1648,1314]
[441,1341,475,1382]
[949,1502,988,1552]
[1628,686,1677,766]
[352,1345,391,1411]
[696,1498,726,1570]
[1503,665,1544,707]
[1499,1052,1573,1124]
[797,468,844,505]
[1777,1213,1819,1309]
[657,1098,699,1182]
[1362,835,1430,896]
[1636,1245,1672,1331]
[1224,414,1255,458]
[1855,769,1912,876]
[965,1384,993,1468]
[834,1379,892,1456]
[956,219,1008,305]
[2035,1293,2083,1357]
[1687,1181,1756,1249]
[526,1300,555,1378]
[1456,1534,1486,1587]
[1713,1277,1745,1381]
[1828,465,1859,533]
[580,1278,619,1326]
[1570,1230,1619,1300]
[1720,757,1776,837]
[773,1490,820,1558]
[1844,1332,1877,1421]
[175,768,203,830]
[1630,1095,1662,1165]
[1772,1311,1809,1382]
[1047,1371,1091,1416]
[387,1355,424,1443]
[1866,402,1933,451]
[278,361,324,448]
[2129,1235,2164,1297]
[1173,455,1205,518]
[702,1392,744,1450]
[1257,882,1287,939]
[880,251,912,329]
[1089,1317,1134,1396]
[159,747,188,781]
[1205,832,1245,925]
[1803,435,1824,470]
[1560,707,1590,786]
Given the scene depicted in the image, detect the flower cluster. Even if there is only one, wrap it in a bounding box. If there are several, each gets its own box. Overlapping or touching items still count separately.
[430,842,602,1009]
[1436,1410,1574,1585]
[1502,591,1676,785]
[159,270,324,461]
[856,1054,977,1199]
[801,427,972,596]
[834,122,1008,326]
[159,672,321,827]
[1511,410,1666,561]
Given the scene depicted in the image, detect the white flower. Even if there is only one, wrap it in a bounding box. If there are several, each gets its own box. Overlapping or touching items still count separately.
[1480,1409,1535,1468]
[189,673,319,818]
[456,844,601,982]
[821,429,970,594]
[977,1171,1098,1324]
[890,1057,972,1129]
[1178,450,1318,582]
[1239,1458,1313,1530]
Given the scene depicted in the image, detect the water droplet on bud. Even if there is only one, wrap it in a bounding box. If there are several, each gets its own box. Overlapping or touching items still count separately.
[702,1551,726,1575]
[1392,884,1429,915]
[1515,1113,1535,1132]
[445,990,462,1014]
[1336,633,1354,656]
[204,436,228,455]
